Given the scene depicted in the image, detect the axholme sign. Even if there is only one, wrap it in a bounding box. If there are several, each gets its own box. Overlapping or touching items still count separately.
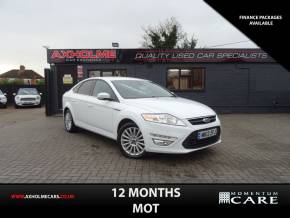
[47,49,274,64]
[49,49,117,63]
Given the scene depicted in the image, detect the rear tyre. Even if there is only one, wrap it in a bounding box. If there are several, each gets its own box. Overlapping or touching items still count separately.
[64,109,78,133]
[117,122,146,158]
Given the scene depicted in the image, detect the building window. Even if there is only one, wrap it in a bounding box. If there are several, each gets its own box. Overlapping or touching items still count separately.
[114,70,127,77]
[167,69,179,90]
[88,69,127,77]
[167,68,205,91]
[89,70,101,77]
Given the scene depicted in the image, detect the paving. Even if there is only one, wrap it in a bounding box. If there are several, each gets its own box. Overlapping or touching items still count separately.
[0,106,289,183]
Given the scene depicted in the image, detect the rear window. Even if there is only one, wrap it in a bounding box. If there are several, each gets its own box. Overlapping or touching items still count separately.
[72,83,82,93]
[76,80,96,95]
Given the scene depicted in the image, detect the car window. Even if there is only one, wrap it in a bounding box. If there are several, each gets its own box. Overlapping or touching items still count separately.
[77,80,96,96]
[72,83,82,93]
[17,88,38,95]
[112,80,174,99]
[92,80,117,101]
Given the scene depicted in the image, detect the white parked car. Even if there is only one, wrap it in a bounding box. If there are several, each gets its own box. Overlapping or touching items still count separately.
[63,77,221,158]
[14,88,42,108]
[0,89,7,108]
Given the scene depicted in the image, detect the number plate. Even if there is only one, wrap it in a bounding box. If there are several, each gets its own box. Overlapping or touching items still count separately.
[197,128,217,140]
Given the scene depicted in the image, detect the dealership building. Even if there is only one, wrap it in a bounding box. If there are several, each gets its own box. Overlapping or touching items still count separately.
[45,48,290,115]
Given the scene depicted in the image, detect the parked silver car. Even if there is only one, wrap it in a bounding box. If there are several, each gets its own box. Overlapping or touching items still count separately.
[13,88,42,108]
[0,89,7,108]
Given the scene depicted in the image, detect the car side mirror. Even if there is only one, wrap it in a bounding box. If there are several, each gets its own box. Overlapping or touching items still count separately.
[97,92,112,101]
[13,93,16,96]
[4,93,7,96]
[39,93,43,96]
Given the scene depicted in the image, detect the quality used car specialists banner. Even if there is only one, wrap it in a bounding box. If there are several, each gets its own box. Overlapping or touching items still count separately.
[47,49,274,64]
[119,49,273,63]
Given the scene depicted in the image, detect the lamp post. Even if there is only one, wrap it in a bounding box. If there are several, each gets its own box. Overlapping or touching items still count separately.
[42,45,50,50]
[112,42,119,48]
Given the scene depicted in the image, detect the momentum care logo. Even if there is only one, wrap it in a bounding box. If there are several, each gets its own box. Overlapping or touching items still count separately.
[218,191,278,205]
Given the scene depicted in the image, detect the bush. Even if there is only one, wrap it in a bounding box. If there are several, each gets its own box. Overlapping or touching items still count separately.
[36,79,45,85]
[13,79,25,85]
[0,79,9,85]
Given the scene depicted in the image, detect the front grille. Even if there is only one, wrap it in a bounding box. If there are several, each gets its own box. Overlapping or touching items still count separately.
[188,115,216,125]
[182,126,221,149]
[21,98,36,101]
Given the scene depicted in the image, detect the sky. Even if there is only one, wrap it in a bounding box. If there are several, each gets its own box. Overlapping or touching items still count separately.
[0,0,258,76]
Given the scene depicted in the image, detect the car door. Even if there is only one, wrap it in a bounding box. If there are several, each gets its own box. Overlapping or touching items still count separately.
[73,79,96,126]
[86,79,119,134]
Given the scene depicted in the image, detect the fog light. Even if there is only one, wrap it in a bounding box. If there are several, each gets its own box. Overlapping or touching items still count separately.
[152,138,174,146]
[150,133,177,146]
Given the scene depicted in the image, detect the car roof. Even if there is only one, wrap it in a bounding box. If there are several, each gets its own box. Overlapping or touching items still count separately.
[87,77,146,82]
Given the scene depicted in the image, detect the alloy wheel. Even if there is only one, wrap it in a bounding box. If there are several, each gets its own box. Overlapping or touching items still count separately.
[65,111,73,131]
[120,127,145,157]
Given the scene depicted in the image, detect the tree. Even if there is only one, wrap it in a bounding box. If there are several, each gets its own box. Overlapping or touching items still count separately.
[179,35,197,49]
[142,17,197,49]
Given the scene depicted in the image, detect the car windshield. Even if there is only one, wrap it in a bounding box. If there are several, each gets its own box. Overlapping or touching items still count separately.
[17,88,38,95]
[0,90,3,95]
[112,80,174,99]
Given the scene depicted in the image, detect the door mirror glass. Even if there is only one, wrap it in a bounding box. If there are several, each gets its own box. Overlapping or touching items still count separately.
[97,92,111,100]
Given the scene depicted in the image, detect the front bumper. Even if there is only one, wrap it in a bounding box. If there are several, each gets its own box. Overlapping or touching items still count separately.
[15,100,41,106]
[140,119,221,154]
[0,100,7,107]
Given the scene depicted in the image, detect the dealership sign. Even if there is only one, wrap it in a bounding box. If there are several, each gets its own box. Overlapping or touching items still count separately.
[124,49,274,63]
[47,49,274,64]
[47,49,117,63]
[133,50,270,62]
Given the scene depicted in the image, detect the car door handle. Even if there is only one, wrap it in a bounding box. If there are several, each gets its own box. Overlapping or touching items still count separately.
[87,104,94,108]
[72,100,78,103]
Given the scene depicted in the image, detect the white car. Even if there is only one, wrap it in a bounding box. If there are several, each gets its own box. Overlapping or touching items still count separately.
[63,77,221,158]
[0,89,7,108]
[14,88,42,108]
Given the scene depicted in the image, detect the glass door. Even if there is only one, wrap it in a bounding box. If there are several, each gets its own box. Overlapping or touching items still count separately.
[88,69,127,77]
[88,70,101,77]
[102,71,113,77]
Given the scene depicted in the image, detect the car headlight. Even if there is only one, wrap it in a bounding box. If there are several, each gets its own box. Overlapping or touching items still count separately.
[15,96,20,101]
[141,113,186,126]
[36,96,40,100]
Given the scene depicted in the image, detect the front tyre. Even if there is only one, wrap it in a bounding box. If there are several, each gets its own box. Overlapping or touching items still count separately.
[118,122,146,158]
[64,109,77,133]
